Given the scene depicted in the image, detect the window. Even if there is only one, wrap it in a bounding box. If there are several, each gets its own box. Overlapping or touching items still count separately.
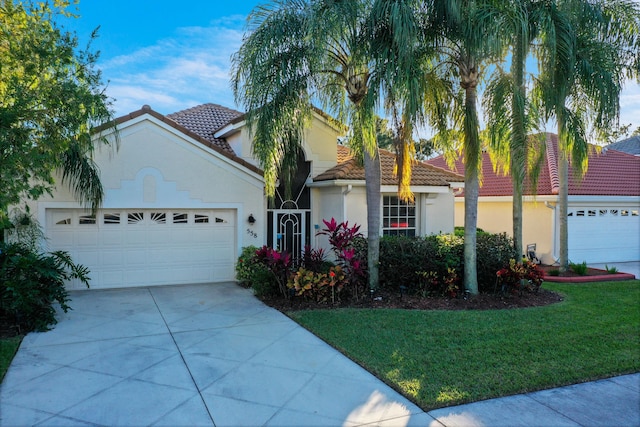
[56,218,71,225]
[194,214,209,224]
[79,215,96,225]
[103,213,120,224]
[588,210,596,217]
[173,213,188,224]
[383,195,416,237]
[150,212,166,224]
[621,210,629,216]
[599,210,607,216]
[128,212,144,224]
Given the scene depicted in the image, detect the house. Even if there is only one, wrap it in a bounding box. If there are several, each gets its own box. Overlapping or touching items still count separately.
[606,135,640,156]
[25,104,463,289]
[426,133,640,264]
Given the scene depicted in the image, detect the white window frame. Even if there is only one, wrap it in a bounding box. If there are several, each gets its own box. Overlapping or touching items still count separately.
[382,195,417,237]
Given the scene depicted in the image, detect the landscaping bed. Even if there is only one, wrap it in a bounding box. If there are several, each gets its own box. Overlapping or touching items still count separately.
[259,287,563,312]
[540,265,636,282]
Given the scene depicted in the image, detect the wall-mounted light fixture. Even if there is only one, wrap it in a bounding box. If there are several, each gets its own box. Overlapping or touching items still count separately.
[248,214,256,225]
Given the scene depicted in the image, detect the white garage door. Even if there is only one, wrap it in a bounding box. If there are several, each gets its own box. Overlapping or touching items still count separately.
[568,206,640,263]
[46,209,236,289]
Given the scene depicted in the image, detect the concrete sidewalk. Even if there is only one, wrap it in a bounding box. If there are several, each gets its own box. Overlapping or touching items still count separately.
[1,282,638,426]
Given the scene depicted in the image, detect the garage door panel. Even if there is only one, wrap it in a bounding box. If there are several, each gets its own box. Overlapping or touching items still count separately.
[46,209,237,289]
[569,206,640,263]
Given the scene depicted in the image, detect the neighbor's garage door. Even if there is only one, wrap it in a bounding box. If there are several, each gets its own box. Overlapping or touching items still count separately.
[568,206,640,263]
[46,209,236,289]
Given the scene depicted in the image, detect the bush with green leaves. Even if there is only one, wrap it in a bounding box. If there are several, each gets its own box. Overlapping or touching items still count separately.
[0,242,90,332]
[235,245,263,286]
[377,232,518,295]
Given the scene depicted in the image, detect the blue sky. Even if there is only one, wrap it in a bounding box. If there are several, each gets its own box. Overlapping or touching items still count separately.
[64,1,639,138]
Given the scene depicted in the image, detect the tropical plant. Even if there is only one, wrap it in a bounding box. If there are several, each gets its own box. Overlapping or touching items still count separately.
[235,245,264,286]
[317,218,367,299]
[496,259,544,294]
[254,245,293,298]
[534,0,640,271]
[288,265,347,303]
[371,0,503,294]
[233,0,406,292]
[0,241,90,332]
[0,0,117,227]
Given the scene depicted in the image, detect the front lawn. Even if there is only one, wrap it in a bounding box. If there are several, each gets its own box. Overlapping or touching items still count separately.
[0,336,22,382]
[289,280,640,410]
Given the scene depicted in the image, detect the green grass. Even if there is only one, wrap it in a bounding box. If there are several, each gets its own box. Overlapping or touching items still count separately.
[289,280,640,411]
[0,336,22,382]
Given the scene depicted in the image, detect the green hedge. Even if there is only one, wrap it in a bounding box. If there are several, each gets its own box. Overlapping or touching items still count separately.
[377,232,518,294]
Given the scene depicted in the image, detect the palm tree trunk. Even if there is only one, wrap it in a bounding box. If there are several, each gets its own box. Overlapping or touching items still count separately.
[364,147,381,293]
[462,73,480,295]
[558,143,569,272]
[511,32,526,261]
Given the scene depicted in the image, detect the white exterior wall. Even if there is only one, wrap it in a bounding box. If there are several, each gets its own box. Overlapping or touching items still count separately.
[31,115,266,254]
[422,190,456,235]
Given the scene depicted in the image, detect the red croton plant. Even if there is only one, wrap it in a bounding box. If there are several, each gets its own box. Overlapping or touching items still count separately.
[496,259,544,294]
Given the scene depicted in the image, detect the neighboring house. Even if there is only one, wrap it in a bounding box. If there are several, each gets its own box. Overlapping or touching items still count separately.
[427,133,640,265]
[24,104,463,289]
[606,135,640,156]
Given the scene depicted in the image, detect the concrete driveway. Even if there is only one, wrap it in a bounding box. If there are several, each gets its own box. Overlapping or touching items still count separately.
[0,282,430,426]
[1,282,638,426]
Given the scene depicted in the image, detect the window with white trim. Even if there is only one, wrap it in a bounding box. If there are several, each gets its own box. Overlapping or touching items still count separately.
[383,195,416,237]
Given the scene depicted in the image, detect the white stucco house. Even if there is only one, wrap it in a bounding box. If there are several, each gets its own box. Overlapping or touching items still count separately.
[427,133,640,265]
[24,104,463,289]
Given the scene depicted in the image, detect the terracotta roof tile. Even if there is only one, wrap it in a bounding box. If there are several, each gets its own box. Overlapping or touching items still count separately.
[110,105,263,176]
[426,133,640,197]
[167,103,243,154]
[314,145,464,186]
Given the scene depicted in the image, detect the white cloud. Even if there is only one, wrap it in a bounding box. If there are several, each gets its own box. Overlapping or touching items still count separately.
[101,19,245,117]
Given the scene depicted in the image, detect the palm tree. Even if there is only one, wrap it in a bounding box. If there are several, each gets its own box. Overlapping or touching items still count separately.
[535,0,639,271]
[482,0,548,260]
[232,0,383,291]
[371,0,502,294]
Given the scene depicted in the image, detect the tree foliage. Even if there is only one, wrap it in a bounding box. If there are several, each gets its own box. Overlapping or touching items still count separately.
[0,0,116,225]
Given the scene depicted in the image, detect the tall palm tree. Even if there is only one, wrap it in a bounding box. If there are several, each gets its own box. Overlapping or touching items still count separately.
[371,0,501,294]
[482,0,549,260]
[232,0,383,290]
[535,0,639,270]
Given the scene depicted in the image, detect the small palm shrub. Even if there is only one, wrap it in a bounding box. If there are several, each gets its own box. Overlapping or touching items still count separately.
[570,261,588,275]
[0,242,89,332]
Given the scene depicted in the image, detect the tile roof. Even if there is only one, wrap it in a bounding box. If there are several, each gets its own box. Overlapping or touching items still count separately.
[166,103,243,154]
[606,135,640,156]
[111,105,263,176]
[426,133,640,197]
[314,145,464,186]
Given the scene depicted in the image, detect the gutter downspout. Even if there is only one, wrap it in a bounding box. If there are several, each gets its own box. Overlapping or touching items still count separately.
[342,184,353,222]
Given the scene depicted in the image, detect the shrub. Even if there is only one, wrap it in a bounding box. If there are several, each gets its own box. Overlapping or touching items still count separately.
[301,245,332,273]
[378,232,517,295]
[254,246,293,297]
[569,261,588,275]
[235,245,263,286]
[475,233,519,293]
[250,269,280,298]
[453,226,486,237]
[287,265,346,303]
[496,259,544,294]
[605,265,618,274]
[0,242,90,332]
[317,218,367,299]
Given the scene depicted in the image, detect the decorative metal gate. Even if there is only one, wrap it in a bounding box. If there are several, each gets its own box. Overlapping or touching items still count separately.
[268,149,311,264]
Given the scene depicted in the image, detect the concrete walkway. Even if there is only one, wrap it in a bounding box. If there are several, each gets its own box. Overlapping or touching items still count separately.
[1,282,638,426]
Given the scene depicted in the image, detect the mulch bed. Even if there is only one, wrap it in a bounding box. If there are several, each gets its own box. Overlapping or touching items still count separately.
[0,283,566,339]
[259,287,564,313]
[538,265,606,277]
